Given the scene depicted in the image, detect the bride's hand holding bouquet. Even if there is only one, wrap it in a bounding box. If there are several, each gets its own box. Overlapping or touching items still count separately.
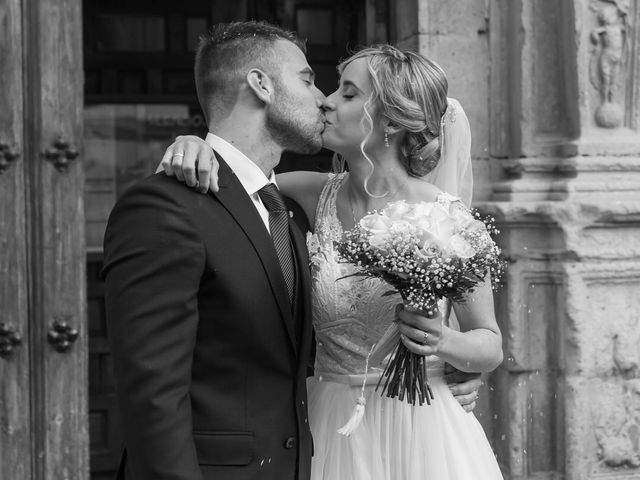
[335,196,505,406]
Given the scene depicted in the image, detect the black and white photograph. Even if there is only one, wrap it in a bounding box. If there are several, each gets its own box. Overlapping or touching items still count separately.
[1,1,639,479]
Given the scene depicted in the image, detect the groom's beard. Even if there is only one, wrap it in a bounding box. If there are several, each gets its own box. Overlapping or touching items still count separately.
[267,89,323,155]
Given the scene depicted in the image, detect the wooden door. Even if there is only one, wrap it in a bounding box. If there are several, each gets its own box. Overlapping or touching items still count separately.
[0,0,87,479]
[23,0,88,477]
[0,0,31,478]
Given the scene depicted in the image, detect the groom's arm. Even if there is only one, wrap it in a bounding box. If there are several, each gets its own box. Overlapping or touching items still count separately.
[103,177,205,480]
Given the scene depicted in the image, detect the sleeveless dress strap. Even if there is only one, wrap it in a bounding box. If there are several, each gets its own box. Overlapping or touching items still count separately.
[313,172,348,235]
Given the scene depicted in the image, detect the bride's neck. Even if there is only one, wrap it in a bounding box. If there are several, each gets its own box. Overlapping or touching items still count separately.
[344,152,409,202]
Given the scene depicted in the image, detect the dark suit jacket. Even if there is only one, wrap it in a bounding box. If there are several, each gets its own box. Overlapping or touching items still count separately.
[102,155,314,480]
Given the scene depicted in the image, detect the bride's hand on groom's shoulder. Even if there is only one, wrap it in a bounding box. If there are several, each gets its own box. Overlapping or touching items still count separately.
[158,135,219,193]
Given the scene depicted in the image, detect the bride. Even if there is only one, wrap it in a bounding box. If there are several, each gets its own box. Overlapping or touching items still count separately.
[161,45,504,479]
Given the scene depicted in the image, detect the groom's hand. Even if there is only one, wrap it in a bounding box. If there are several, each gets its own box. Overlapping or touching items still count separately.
[444,366,482,413]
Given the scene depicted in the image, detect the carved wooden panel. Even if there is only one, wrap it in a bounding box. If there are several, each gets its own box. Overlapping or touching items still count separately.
[0,0,31,478]
[23,0,89,478]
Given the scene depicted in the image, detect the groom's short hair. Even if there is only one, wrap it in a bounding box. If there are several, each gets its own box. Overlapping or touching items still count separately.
[195,21,305,124]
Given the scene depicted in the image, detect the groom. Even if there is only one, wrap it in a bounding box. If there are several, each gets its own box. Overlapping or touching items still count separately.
[103,22,327,480]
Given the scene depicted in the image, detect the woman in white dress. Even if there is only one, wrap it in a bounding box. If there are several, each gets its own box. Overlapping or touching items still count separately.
[163,45,504,479]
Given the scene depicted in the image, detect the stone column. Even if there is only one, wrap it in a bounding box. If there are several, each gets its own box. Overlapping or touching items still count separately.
[485,1,640,479]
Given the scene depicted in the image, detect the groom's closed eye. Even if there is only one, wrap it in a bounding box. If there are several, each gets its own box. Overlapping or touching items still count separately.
[299,67,316,86]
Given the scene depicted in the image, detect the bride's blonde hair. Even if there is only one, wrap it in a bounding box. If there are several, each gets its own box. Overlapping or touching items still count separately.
[334,45,448,179]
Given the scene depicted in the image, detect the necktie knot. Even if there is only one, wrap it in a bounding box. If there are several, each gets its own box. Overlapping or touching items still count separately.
[258,183,287,213]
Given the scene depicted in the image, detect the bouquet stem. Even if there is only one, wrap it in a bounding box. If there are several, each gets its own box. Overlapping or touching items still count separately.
[375,303,437,405]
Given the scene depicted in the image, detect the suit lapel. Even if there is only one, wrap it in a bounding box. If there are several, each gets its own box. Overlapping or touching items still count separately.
[212,154,298,354]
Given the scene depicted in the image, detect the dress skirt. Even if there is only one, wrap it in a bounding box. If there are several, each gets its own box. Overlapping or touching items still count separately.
[307,368,504,480]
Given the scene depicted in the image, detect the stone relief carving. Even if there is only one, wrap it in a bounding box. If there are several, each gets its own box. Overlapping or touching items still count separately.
[593,318,640,470]
[594,379,640,469]
[589,0,631,128]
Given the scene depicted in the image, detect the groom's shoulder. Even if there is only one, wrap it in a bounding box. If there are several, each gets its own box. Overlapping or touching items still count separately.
[118,172,196,202]
[109,172,208,222]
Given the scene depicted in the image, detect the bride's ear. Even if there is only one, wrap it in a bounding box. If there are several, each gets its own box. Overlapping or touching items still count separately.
[382,118,403,136]
[246,69,275,105]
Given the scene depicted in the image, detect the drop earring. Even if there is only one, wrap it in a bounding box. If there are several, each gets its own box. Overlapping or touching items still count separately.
[384,128,390,148]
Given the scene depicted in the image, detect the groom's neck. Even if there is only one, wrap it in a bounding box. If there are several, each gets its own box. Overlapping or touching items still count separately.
[211,116,282,177]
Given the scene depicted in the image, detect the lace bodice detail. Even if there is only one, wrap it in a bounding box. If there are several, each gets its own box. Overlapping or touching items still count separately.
[307,173,457,376]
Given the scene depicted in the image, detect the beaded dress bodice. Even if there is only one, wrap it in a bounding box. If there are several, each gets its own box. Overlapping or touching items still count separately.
[307,173,454,376]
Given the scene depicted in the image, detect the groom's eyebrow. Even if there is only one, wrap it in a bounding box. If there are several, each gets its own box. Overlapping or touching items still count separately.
[299,67,316,81]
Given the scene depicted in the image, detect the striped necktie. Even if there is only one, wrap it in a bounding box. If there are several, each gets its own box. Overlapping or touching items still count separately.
[258,183,296,303]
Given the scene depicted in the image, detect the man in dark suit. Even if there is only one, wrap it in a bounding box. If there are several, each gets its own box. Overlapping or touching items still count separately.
[103,21,327,480]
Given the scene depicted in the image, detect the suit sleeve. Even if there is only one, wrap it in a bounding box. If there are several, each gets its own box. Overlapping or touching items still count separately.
[102,179,205,480]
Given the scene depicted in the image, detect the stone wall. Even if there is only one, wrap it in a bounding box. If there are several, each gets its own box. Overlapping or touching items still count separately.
[393,0,640,478]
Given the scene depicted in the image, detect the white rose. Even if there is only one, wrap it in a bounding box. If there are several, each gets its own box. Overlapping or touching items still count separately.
[360,213,393,247]
[359,213,392,234]
[448,234,476,258]
[416,205,454,248]
[404,202,435,224]
[388,220,413,236]
[450,206,475,229]
[414,238,442,259]
[382,200,411,221]
[369,233,390,248]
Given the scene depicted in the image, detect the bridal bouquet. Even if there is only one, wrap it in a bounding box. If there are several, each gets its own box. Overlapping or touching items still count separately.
[335,197,505,406]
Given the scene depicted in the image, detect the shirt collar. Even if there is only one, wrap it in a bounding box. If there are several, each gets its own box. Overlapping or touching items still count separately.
[204,132,277,195]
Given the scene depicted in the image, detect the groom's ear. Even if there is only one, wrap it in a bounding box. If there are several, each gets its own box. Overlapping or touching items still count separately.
[246,69,275,105]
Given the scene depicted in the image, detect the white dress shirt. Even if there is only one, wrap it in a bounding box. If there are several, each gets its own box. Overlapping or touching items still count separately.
[205,132,278,233]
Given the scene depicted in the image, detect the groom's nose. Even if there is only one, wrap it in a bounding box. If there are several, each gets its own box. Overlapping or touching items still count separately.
[320,98,336,112]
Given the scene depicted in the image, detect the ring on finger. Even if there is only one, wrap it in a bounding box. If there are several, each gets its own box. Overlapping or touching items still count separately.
[195,180,200,189]
[173,152,185,158]
[422,332,429,345]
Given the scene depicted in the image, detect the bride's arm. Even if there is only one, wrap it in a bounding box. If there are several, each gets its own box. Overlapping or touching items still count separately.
[157,135,328,228]
[397,280,503,373]
[157,136,220,192]
[273,171,328,229]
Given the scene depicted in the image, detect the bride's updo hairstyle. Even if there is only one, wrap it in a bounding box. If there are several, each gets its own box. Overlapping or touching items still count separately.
[338,45,448,177]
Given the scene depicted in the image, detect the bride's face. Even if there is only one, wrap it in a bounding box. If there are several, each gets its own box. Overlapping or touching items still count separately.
[322,57,385,156]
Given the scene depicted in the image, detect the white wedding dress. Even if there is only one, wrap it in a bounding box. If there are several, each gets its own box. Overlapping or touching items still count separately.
[306,172,504,480]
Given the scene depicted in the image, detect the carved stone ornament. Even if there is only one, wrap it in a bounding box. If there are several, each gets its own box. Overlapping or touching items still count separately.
[589,0,630,128]
[0,142,20,174]
[595,379,640,469]
[47,319,79,353]
[43,136,80,172]
[593,320,640,471]
[0,322,22,359]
